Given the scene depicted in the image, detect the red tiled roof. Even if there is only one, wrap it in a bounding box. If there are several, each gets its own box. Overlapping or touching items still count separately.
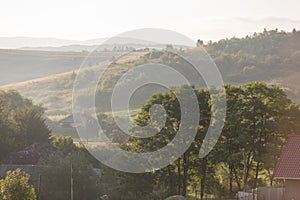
[274,135,300,179]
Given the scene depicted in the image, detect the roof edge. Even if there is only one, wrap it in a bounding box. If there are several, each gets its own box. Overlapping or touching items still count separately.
[274,177,300,180]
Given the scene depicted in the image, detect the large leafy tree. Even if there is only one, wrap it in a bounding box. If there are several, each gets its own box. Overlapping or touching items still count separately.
[213,84,245,197]
[214,82,299,196]
[129,86,216,198]
[127,82,299,198]
[0,169,37,200]
[0,90,50,161]
[0,99,18,161]
[241,82,298,189]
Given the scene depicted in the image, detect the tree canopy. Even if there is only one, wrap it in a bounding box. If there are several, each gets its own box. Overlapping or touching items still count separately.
[0,169,37,200]
[116,82,300,199]
[0,90,50,162]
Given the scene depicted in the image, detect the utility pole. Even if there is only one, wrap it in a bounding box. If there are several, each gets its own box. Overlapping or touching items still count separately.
[71,164,74,200]
[37,175,42,200]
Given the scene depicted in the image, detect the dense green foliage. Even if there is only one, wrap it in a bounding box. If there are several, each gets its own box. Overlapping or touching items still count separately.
[98,82,300,199]
[0,91,102,200]
[0,169,37,200]
[0,90,50,161]
[204,29,300,83]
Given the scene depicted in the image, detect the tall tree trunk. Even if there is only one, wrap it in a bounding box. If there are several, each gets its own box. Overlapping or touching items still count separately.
[253,161,260,189]
[200,157,207,200]
[168,165,175,195]
[233,167,242,191]
[243,151,253,192]
[254,116,264,189]
[229,164,233,198]
[177,158,181,195]
[267,169,273,186]
[243,152,247,192]
[182,152,189,196]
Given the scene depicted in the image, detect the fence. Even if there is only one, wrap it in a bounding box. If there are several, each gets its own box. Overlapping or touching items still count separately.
[238,185,283,200]
[238,191,256,200]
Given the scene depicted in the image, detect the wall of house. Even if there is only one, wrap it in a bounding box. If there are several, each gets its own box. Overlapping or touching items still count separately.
[284,180,300,200]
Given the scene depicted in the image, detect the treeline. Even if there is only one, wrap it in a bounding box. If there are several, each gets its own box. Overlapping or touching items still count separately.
[91,29,300,113]
[98,82,300,199]
[203,28,300,83]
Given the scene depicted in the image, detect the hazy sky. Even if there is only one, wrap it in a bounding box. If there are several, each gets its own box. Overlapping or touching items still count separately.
[1,0,300,41]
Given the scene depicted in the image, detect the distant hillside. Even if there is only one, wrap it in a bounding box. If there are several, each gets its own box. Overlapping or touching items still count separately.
[0,36,110,49]
[0,52,146,118]
[19,43,165,52]
[2,29,300,118]
[0,49,122,85]
[0,36,160,50]
[18,37,169,52]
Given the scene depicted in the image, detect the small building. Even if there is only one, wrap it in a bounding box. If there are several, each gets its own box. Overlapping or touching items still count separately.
[59,113,82,128]
[1,143,57,165]
[273,135,300,200]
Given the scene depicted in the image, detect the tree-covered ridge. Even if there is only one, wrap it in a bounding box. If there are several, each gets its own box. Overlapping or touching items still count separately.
[204,28,300,83]
[3,29,300,118]
[142,28,300,85]
[95,28,300,113]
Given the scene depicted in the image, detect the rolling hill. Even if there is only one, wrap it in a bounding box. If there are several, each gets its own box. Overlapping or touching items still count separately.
[1,29,300,120]
[0,51,146,119]
[0,49,122,85]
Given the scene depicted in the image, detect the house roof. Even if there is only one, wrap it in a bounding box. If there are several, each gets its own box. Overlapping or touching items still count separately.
[59,113,81,123]
[1,143,57,165]
[274,135,300,180]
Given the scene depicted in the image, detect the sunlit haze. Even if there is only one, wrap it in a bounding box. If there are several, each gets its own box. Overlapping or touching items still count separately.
[1,0,300,42]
